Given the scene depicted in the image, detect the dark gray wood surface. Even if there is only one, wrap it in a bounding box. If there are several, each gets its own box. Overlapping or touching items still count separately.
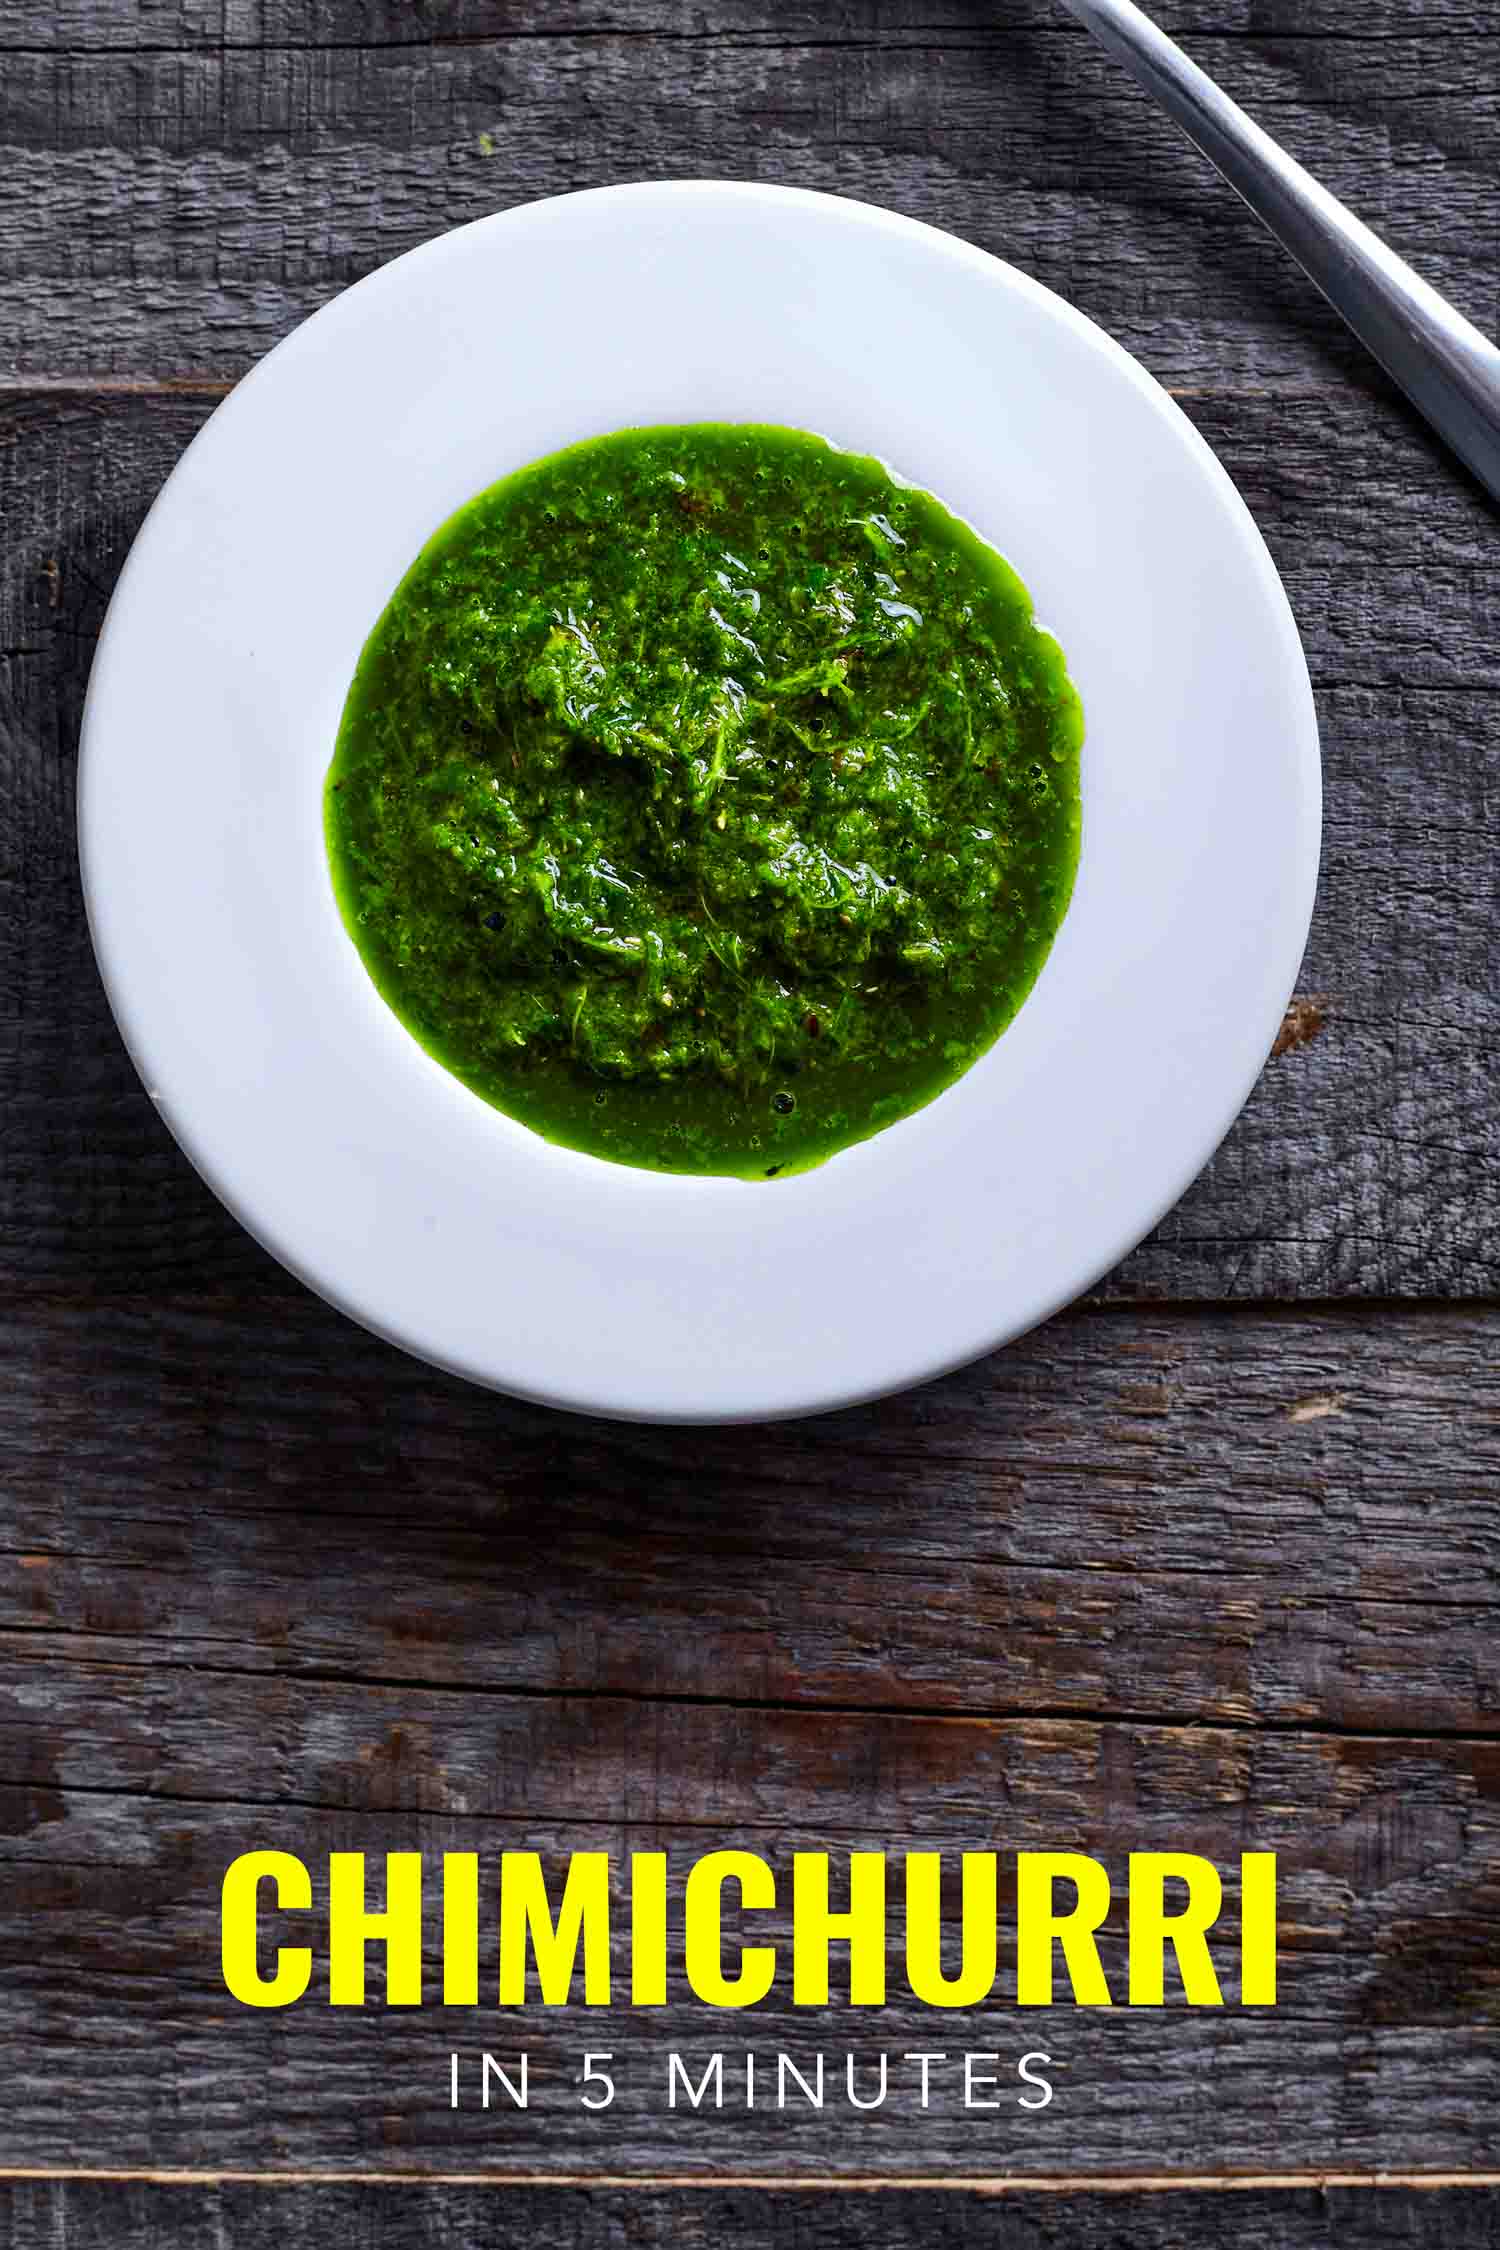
[9,2181,1500,2249]
[2,0,1498,2239]
[9,2180,1500,2249]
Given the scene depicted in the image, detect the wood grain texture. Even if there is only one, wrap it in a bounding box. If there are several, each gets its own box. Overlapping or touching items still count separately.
[0,1679,1497,2171]
[6,1296,1500,1728]
[4,1300,1500,2171]
[4,0,1497,44]
[3,386,1495,1300]
[7,2181,1500,2249]
[0,1,1494,393]
[4,0,1500,2216]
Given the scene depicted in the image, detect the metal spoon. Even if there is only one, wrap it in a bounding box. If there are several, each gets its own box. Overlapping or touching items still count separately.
[1056,0,1500,506]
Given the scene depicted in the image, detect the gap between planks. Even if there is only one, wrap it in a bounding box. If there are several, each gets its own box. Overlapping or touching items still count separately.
[4,2168,1500,2193]
[7,1664,1500,1752]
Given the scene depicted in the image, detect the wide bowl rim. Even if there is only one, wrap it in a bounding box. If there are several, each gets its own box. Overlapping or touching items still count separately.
[79,178,1321,1424]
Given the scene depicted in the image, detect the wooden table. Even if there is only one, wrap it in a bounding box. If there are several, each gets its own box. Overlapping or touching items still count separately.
[3,3,1497,2242]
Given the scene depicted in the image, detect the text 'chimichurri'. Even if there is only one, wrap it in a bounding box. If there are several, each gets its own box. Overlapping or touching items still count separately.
[325,425,1083,1178]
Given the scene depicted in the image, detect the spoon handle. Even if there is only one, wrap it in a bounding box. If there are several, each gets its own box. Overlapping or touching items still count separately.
[1056,0,1500,505]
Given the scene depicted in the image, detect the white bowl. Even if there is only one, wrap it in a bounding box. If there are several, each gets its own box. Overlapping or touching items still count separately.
[79,181,1320,1423]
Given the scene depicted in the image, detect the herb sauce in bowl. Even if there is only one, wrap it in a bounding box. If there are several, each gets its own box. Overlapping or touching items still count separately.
[325,424,1082,1177]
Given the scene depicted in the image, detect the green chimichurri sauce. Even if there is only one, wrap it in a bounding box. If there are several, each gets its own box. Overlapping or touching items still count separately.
[325,425,1083,1178]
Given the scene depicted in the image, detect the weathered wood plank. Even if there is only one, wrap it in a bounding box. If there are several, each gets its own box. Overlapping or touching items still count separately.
[3,1,1498,2202]
[0,4,1493,394]
[5,1299,1500,2173]
[0,1691,1497,2169]
[7,2180,1500,2248]
[3,1,1497,49]
[2,389,1494,1301]
[5,1298,1500,1727]
[9,1247,1500,2164]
